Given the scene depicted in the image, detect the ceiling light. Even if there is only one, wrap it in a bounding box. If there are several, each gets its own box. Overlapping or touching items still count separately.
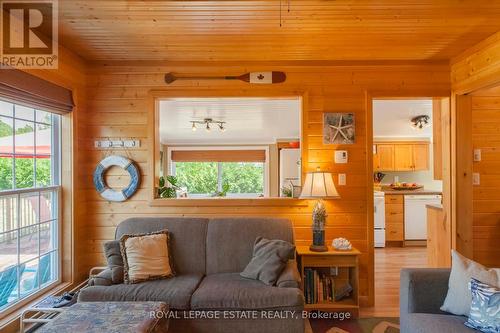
[190,118,226,133]
[410,115,430,130]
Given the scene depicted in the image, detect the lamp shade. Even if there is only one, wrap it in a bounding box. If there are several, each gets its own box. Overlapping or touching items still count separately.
[300,171,340,199]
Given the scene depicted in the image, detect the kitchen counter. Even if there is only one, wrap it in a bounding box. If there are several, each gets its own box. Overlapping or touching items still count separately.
[379,187,442,195]
[426,203,443,210]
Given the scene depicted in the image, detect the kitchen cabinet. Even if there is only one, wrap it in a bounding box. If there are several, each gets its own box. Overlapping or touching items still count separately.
[427,204,451,268]
[384,194,404,242]
[373,144,394,171]
[412,144,429,171]
[394,144,414,171]
[373,142,429,171]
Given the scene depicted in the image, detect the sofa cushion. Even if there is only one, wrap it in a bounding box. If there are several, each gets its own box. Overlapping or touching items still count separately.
[206,218,294,274]
[103,240,124,284]
[241,237,295,286]
[464,278,500,333]
[115,218,209,275]
[276,261,301,289]
[191,273,303,310]
[403,313,475,333]
[78,274,203,309]
[120,230,174,284]
[441,250,500,316]
[88,268,113,286]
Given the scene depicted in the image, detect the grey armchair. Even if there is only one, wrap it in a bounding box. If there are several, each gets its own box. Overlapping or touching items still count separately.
[400,268,476,333]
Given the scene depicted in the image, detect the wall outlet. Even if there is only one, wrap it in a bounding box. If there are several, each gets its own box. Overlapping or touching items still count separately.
[473,173,480,185]
[473,149,481,162]
[338,173,346,185]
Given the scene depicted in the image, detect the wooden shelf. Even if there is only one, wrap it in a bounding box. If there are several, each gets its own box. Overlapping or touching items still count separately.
[296,246,361,256]
[304,298,358,310]
[297,246,360,315]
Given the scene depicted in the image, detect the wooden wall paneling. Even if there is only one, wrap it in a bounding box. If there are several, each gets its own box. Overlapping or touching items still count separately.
[82,62,450,308]
[470,91,500,267]
[451,31,500,265]
[454,95,473,258]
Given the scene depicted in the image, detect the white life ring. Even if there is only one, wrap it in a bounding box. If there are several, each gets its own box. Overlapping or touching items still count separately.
[93,155,140,202]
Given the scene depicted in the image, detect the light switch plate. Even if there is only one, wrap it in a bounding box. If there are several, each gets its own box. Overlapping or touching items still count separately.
[473,149,481,162]
[338,173,346,185]
[473,173,480,185]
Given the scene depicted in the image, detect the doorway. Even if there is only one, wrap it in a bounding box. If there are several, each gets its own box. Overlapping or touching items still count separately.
[368,97,451,316]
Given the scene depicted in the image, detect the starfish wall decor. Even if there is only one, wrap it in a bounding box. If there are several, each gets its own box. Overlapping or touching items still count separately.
[323,113,355,144]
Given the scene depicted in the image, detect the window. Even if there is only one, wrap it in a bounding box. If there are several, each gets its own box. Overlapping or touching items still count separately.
[0,100,60,311]
[173,161,265,197]
[169,147,268,198]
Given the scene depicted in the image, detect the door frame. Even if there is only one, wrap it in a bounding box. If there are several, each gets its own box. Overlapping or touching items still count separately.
[365,91,452,307]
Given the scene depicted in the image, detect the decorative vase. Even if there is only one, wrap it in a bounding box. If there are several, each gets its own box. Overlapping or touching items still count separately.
[309,200,328,252]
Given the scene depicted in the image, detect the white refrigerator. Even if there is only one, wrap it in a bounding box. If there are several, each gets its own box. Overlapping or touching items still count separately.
[279,148,301,197]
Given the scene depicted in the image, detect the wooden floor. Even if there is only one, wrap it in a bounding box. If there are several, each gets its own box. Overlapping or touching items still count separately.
[360,247,428,318]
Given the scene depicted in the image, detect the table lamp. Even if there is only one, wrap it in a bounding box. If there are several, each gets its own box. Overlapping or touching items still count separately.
[300,170,340,252]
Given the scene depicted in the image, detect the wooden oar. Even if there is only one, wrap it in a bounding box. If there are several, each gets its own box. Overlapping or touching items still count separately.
[165,71,286,84]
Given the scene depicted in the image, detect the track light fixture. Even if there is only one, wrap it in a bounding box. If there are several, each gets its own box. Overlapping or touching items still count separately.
[190,118,226,133]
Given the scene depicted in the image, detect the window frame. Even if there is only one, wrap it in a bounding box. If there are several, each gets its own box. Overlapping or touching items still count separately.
[150,91,306,207]
[167,146,270,198]
[0,100,62,316]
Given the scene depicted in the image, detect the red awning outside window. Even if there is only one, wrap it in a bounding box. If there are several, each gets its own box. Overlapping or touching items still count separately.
[0,129,51,158]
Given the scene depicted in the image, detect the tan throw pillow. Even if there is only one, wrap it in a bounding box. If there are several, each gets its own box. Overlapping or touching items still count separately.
[120,230,175,284]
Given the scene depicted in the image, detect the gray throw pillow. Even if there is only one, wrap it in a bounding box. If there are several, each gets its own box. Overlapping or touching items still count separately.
[440,250,500,316]
[240,237,295,286]
[88,268,113,286]
[103,240,124,284]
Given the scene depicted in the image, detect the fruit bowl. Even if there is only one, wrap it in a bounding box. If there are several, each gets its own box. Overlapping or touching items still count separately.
[390,182,423,190]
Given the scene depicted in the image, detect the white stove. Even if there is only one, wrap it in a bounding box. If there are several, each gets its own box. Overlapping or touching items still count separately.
[374,191,386,247]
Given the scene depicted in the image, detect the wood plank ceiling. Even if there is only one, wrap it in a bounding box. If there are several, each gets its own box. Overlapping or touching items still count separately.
[58,0,500,62]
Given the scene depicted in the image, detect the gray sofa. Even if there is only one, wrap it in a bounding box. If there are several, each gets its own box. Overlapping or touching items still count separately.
[79,217,305,333]
[400,268,475,333]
